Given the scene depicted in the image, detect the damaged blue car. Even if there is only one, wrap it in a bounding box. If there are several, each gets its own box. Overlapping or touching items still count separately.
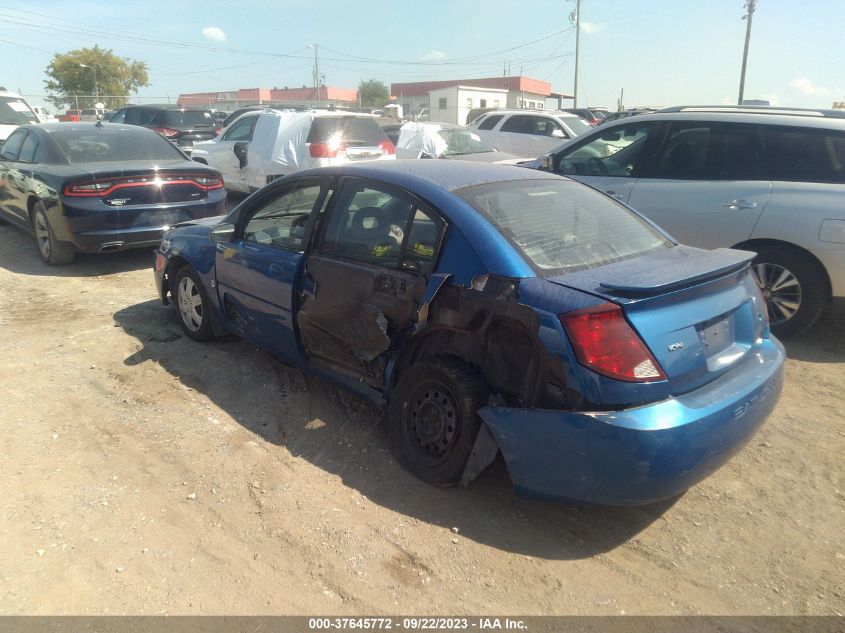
[153,161,784,505]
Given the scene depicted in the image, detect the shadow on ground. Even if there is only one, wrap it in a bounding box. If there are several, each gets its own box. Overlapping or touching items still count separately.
[0,223,154,277]
[781,299,845,363]
[114,299,680,560]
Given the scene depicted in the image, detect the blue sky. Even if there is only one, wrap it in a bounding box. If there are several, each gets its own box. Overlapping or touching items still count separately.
[1,0,843,111]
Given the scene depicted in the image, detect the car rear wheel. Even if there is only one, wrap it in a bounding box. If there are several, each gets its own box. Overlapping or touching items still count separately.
[174,264,214,341]
[388,358,489,485]
[751,246,826,338]
[32,202,74,266]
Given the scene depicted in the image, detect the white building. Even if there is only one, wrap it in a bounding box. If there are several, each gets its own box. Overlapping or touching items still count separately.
[427,86,509,125]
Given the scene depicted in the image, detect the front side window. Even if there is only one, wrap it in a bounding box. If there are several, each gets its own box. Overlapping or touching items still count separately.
[321,182,440,271]
[558,122,653,177]
[243,183,324,251]
[653,123,760,180]
[766,126,845,183]
[0,129,27,160]
[457,179,671,274]
[224,115,257,142]
[109,109,126,123]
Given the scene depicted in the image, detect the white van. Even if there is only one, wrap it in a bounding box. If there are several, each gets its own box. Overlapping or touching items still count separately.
[0,89,40,142]
[191,109,396,193]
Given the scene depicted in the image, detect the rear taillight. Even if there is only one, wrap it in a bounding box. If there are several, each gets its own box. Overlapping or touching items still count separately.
[63,173,224,197]
[379,140,395,155]
[152,127,179,138]
[193,175,224,190]
[309,141,346,158]
[63,181,113,196]
[560,303,666,382]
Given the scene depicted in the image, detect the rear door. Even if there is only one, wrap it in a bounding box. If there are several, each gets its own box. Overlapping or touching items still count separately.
[214,177,333,360]
[553,120,660,204]
[626,121,771,249]
[0,129,29,223]
[296,177,443,387]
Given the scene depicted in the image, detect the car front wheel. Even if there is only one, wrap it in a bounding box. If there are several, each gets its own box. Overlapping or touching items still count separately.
[751,246,827,338]
[388,358,490,485]
[174,264,214,341]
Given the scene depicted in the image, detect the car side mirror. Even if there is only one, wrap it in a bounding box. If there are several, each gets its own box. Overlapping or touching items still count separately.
[210,222,236,243]
[233,142,249,169]
[551,128,566,139]
[541,153,555,171]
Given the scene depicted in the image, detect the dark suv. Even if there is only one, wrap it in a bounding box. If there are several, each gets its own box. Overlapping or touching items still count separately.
[109,105,219,154]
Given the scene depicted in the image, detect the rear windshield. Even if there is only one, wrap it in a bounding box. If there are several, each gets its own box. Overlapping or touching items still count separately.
[163,110,215,127]
[307,117,388,147]
[51,127,186,163]
[456,179,671,274]
[0,96,39,126]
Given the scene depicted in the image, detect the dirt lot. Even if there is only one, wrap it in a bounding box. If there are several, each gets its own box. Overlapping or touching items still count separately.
[0,220,843,616]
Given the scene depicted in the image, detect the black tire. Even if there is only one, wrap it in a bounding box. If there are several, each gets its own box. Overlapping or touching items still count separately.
[751,246,827,338]
[173,264,215,341]
[31,202,74,265]
[388,358,489,485]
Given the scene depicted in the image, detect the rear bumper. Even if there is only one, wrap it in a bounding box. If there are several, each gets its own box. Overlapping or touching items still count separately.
[479,338,785,505]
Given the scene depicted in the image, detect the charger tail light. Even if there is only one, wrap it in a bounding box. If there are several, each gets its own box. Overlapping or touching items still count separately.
[560,302,666,382]
[379,140,395,155]
[152,127,179,138]
[63,173,224,197]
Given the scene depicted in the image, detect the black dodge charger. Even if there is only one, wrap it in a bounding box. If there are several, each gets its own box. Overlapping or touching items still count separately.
[0,122,226,265]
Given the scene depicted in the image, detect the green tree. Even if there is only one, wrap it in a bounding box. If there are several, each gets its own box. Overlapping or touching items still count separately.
[358,79,389,109]
[44,46,149,110]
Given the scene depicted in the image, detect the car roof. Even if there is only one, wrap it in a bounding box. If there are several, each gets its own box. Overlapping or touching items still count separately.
[122,104,211,111]
[35,122,156,134]
[604,108,845,130]
[298,159,556,192]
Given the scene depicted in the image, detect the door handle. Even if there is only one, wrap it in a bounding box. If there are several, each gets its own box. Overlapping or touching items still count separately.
[605,190,625,201]
[723,199,758,210]
[242,242,261,252]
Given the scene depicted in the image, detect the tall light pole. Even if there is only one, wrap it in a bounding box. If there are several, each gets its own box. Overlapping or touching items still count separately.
[79,63,98,105]
[307,44,321,107]
[737,0,757,105]
[570,0,582,108]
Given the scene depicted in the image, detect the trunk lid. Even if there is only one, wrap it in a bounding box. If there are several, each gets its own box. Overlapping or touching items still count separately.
[77,164,216,207]
[550,245,768,394]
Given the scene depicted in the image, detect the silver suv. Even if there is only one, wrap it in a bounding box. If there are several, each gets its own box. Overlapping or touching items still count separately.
[471,109,593,158]
[536,105,845,336]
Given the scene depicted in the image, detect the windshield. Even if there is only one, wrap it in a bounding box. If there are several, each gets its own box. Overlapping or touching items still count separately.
[0,97,39,126]
[559,115,593,136]
[437,128,495,155]
[457,179,671,274]
[51,127,186,163]
[163,110,215,127]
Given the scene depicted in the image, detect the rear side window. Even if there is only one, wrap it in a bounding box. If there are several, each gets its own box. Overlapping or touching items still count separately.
[17,133,39,162]
[477,114,503,130]
[457,179,671,274]
[307,117,388,147]
[0,129,26,160]
[653,123,760,180]
[766,126,845,183]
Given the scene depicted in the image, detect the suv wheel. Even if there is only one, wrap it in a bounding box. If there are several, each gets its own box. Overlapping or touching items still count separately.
[751,246,826,337]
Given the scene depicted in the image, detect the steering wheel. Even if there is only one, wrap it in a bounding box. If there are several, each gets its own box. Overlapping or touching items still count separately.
[585,157,608,175]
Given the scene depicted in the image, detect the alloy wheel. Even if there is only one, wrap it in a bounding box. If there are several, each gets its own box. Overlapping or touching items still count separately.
[753,262,802,325]
[177,276,203,332]
[34,211,51,259]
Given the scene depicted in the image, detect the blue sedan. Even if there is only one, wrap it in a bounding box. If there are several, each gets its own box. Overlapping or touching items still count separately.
[153,161,784,505]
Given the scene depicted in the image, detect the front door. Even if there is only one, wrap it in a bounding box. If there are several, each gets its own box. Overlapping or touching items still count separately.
[208,113,258,192]
[626,121,771,249]
[296,178,444,388]
[214,177,332,360]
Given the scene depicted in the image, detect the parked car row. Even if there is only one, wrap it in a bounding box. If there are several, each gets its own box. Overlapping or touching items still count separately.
[0,102,799,506]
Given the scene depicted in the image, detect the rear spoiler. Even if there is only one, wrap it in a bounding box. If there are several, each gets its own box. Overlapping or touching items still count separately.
[598,248,755,295]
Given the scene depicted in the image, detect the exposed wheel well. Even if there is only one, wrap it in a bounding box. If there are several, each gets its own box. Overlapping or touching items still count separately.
[26,196,39,222]
[732,238,832,302]
[192,158,208,165]
[162,255,190,302]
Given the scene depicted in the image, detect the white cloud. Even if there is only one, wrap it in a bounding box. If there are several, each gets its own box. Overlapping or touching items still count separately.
[581,22,605,34]
[789,77,829,97]
[720,96,734,105]
[202,26,227,42]
[422,49,446,61]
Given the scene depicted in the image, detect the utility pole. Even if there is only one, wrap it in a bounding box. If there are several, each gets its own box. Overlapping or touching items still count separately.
[309,44,321,107]
[737,0,757,105]
[571,0,582,108]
